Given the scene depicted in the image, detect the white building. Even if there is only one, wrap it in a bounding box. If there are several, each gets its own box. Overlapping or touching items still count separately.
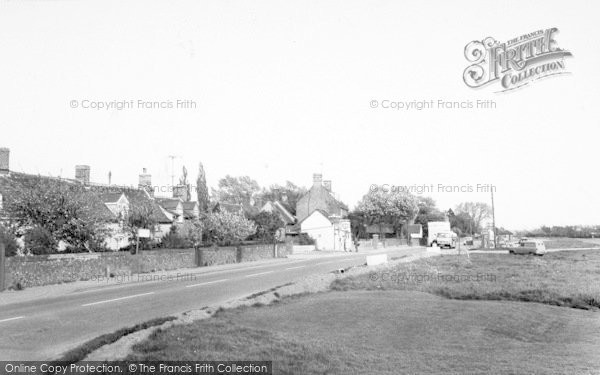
[299,209,353,251]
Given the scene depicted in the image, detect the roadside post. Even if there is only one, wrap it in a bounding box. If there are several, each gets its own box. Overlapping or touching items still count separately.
[0,243,6,292]
[194,247,204,267]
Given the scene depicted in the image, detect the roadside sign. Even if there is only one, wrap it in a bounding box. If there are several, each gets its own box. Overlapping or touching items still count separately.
[137,228,151,238]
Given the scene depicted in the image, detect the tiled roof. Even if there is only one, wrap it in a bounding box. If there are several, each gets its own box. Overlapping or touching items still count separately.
[155,198,182,211]
[213,202,243,214]
[182,201,197,210]
[97,192,124,203]
[89,185,172,223]
[295,184,349,222]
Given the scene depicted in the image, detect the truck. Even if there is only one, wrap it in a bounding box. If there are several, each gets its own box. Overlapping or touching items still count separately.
[427,221,457,249]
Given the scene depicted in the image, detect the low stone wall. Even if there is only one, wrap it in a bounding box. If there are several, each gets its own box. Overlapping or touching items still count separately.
[291,245,316,254]
[358,238,409,249]
[240,244,276,262]
[198,247,238,267]
[5,249,195,289]
[3,243,289,290]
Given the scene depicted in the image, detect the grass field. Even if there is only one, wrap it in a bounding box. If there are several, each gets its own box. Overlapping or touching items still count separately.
[127,291,600,374]
[332,251,600,310]
[540,238,600,249]
[475,237,600,251]
[126,250,600,374]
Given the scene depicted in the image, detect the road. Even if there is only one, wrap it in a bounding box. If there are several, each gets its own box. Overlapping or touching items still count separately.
[0,246,424,360]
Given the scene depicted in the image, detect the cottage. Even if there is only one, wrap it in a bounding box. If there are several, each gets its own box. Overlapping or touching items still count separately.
[182,201,200,220]
[0,148,175,251]
[295,174,352,251]
[155,198,185,224]
[295,174,348,222]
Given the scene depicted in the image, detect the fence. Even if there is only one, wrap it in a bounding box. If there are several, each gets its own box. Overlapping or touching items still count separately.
[1,243,287,290]
[357,238,410,249]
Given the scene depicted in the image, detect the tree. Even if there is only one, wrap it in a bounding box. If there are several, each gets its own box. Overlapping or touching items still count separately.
[355,189,419,238]
[348,210,368,240]
[0,224,20,257]
[3,175,111,253]
[414,197,447,240]
[454,202,491,234]
[195,162,210,213]
[203,211,256,246]
[126,199,158,250]
[177,166,192,202]
[256,181,307,215]
[449,211,475,235]
[249,211,285,243]
[212,175,260,215]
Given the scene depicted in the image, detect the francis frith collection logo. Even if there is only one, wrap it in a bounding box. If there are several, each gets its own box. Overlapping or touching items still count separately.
[463,28,572,92]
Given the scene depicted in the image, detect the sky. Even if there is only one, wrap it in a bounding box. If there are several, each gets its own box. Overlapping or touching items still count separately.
[0,0,598,230]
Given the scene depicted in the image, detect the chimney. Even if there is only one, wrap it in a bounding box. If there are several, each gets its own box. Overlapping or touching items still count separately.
[75,165,90,185]
[172,185,190,201]
[138,168,152,194]
[0,148,9,175]
[312,173,322,187]
[323,180,332,192]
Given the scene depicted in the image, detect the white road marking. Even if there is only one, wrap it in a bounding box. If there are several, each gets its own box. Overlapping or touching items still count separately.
[0,316,24,323]
[81,292,155,307]
[318,257,358,265]
[245,271,274,277]
[318,260,345,265]
[285,265,306,270]
[185,279,229,288]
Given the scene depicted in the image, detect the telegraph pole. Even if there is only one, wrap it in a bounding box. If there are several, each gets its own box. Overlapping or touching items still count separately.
[167,155,179,189]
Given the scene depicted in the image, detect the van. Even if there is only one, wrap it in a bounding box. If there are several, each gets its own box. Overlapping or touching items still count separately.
[509,239,546,255]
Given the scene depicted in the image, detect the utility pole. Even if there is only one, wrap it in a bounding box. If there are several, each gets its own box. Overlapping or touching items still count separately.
[167,155,180,189]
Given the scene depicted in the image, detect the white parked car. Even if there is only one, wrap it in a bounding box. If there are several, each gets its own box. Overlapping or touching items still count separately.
[509,239,546,255]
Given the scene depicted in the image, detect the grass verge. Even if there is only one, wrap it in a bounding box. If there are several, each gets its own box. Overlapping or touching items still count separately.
[126,291,600,374]
[55,316,177,363]
[332,250,600,310]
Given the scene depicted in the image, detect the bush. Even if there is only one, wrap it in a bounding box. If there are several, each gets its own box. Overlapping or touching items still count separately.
[204,211,256,246]
[158,223,202,249]
[0,225,19,257]
[295,233,316,245]
[248,211,285,243]
[160,232,191,249]
[24,226,57,255]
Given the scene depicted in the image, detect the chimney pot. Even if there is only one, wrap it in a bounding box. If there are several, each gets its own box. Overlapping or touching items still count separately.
[312,173,322,186]
[75,165,91,185]
[138,168,152,195]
